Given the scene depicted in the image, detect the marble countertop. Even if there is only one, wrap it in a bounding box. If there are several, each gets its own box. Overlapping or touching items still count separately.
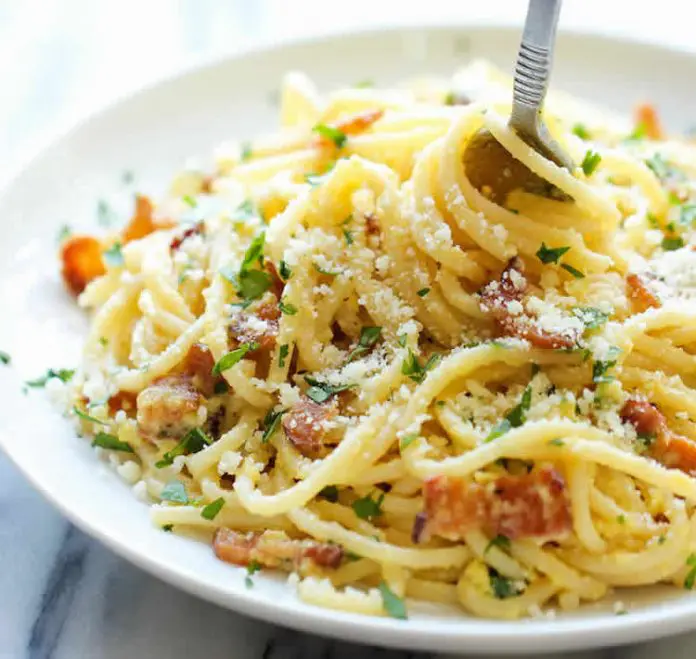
[5,2,696,657]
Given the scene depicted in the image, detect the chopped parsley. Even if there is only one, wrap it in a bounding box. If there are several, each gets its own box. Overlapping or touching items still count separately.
[354,79,374,88]
[397,334,408,347]
[572,306,609,330]
[0,351,10,365]
[201,497,225,520]
[245,560,262,588]
[645,153,679,181]
[313,123,347,148]
[617,514,626,525]
[536,243,571,264]
[485,534,511,554]
[561,263,585,279]
[278,300,298,315]
[155,427,212,468]
[97,199,115,226]
[647,213,660,228]
[103,242,124,268]
[278,260,292,280]
[416,287,430,297]
[261,408,286,443]
[214,380,230,395]
[211,343,258,376]
[343,228,354,245]
[313,263,340,276]
[240,142,253,162]
[378,581,408,620]
[400,433,418,450]
[56,224,72,243]
[548,438,565,447]
[627,123,647,141]
[318,485,339,503]
[685,554,696,590]
[304,162,337,187]
[162,524,174,532]
[662,235,685,251]
[592,348,621,384]
[160,480,189,504]
[278,343,289,368]
[401,349,441,384]
[25,368,75,388]
[92,432,134,453]
[636,431,656,453]
[352,492,385,520]
[581,150,602,176]
[572,123,590,139]
[489,568,523,599]
[231,199,258,223]
[182,194,197,208]
[485,386,532,442]
[221,232,272,302]
[99,336,109,347]
[346,326,382,363]
[680,204,696,227]
[73,406,108,426]
[304,376,355,404]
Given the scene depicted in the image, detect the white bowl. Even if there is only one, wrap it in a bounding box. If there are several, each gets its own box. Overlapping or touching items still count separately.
[2,25,696,655]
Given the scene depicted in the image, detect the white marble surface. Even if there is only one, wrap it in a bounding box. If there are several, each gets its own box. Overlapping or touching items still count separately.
[5,1,696,657]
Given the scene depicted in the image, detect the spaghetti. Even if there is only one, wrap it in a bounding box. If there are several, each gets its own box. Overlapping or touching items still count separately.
[58,60,696,620]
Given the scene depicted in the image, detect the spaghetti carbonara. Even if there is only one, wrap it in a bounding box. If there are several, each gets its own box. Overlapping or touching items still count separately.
[57,61,696,620]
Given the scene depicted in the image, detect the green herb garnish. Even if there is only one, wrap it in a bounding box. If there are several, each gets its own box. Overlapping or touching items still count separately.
[261,408,286,443]
[352,492,385,520]
[155,427,212,468]
[485,534,511,554]
[56,224,72,243]
[304,376,355,404]
[25,368,75,388]
[182,195,197,208]
[201,497,225,520]
[313,123,347,148]
[561,263,585,279]
[401,349,441,384]
[572,123,590,139]
[73,406,108,426]
[581,150,602,176]
[278,344,289,368]
[685,554,696,590]
[485,386,532,442]
[378,582,408,620]
[211,343,258,376]
[245,560,262,588]
[279,300,298,315]
[97,199,115,226]
[0,351,10,365]
[489,568,522,599]
[548,438,565,447]
[662,235,685,251]
[279,260,292,280]
[92,432,134,453]
[319,485,339,503]
[400,433,418,450]
[572,307,609,330]
[346,326,382,363]
[240,142,253,162]
[536,243,571,264]
[103,242,124,267]
[417,287,430,297]
[160,479,189,504]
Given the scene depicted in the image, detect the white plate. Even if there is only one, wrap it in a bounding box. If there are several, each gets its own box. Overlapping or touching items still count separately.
[3,25,696,655]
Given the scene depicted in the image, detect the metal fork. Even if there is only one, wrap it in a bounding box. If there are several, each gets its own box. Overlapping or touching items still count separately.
[463,0,574,203]
[510,0,574,171]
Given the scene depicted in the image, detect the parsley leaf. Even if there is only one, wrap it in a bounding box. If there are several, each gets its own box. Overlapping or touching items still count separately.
[401,349,441,384]
[572,123,590,139]
[400,433,419,450]
[212,343,258,375]
[489,569,522,599]
[581,150,602,176]
[536,243,571,264]
[160,479,189,504]
[236,270,272,300]
[240,142,253,162]
[646,153,680,181]
[485,534,511,554]
[685,553,696,590]
[232,199,259,224]
[241,232,266,270]
[162,524,174,532]
[319,485,339,502]
[278,260,292,280]
[103,242,124,267]
[548,438,565,447]
[680,205,696,227]
[245,560,262,588]
[155,427,212,468]
[73,406,108,426]
[201,497,225,520]
[261,408,286,443]
[592,348,620,384]
[485,386,532,442]
[352,492,385,520]
[56,224,72,243]
[346,326,382,363]
[304,376,355,404]
[279,300,298,315]
[313,123,347,148]
[92,432,134,453]
[627,123,647,141]
[0,351,10,365]
[26,368,75,388]
[343,229,354,245]
[182,194,197,208]
[278,343,289,368]
[561,263,585,279]
[313,263,340,276]
[662,235,685,251]
[417,287,430,297]
[572,307,609,330]
[378,582,408,620]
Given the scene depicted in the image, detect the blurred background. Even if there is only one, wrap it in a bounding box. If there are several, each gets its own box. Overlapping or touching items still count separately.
[0,0,691,184]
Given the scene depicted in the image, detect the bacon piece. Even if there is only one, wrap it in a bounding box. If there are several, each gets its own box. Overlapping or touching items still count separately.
[416,465,572,543]
[479,258,577,349]
[313,109,384,147]
[183,342,218,397]
[136,375,203,440]
[621,399,696,475]
[365,212,380,237]
[170,222,203,252]
[213,528,343,570]
[60,235,106,296]
[122,195,175,244]
[108,391,138,416]
[634,103,663,140]
[282,397,337,456]
[626,273,661,313]
[228,301,281,354]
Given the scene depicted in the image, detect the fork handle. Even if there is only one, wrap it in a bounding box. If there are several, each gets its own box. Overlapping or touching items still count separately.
[509,0,574,170]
